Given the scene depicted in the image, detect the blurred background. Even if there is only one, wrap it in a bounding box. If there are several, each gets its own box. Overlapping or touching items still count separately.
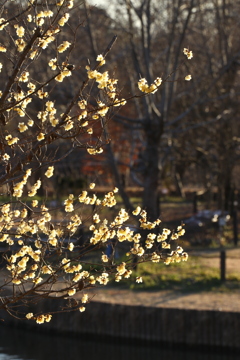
[1,0,239,286]
[0,0,240,358]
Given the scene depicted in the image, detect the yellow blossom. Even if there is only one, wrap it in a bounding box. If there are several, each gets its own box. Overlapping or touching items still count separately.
[5,135,19,145]
[89,183,95,190]
[0,18,7,31]
[96,54,105,65]
[15,39,26,52]
[64,120,74,131]
[162,241,171,249]
[37,133,45,141]
[87,148,97,155]
[58,13,70,26]
[41,265,52,274]
[37,90,48,99]
[96,54,104,61]
[116,262,126,275]
[49,58,57,70]
[15,26,25,38]
[138,77,160,94]
[45,314,52,322]
[132,206,141,216]
[115,274,122,282]
[12,278,21,285]
[18,122,28,133]
[78,100,87,109]
[28,272,36,279]
[2,153,10,161]
[26,313,34,319]
[36,315,45,324]
[151,252,160,263]
[32,200,38,208]
[185,74,192,81]
[81,294,88,303]
[182,252,188,261]
[57,41,71,53]
[102,254,108,262]
[45,166,54,178]
[68,288,76,296]
[19,71,29,82]
[183,48,193,59]
[0,45,6,52]
[164,257,172,265]
[68,242,74,251]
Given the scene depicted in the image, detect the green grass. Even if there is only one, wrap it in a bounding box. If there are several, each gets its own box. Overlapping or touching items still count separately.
[119,255,240,293]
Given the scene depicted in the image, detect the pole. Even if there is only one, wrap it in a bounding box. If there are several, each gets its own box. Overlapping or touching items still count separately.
[233,201,238,246]
[220,250,226,282]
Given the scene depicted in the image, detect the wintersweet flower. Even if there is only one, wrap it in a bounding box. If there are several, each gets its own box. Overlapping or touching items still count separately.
[26,313,33,319]
[45,314,52,322]
[185,74,192,81]
[68,288,76,296]
[57,41,71,53]
[2,153,10,161]
[18,123,28,132]
[36,315,45,324]
[15,39,26,52]
[58,13,70,26]
[15,25,25,38]
[45,166,54,178]
[132,206,141,216]
[183,48,193,59]
[138,77,162,94]
[0,45,6,52]
[102,255,108,262]
[81,294,88,303]
[37,133,45,141]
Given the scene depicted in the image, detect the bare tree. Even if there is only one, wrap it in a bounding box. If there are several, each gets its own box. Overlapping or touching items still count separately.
[93,0,240,216]
[101,0,195,220]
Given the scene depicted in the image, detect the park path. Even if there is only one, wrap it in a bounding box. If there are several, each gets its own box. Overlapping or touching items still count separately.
[86,247,240,312]
[89,287,240,312]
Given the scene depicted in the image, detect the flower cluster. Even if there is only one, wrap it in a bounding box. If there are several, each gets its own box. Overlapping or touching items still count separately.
[0,0,191,324]
[13,169,32,198]
[138,77,162,94]
[183,48,193,59]
[0,168,188,323]
[26,313,52,324]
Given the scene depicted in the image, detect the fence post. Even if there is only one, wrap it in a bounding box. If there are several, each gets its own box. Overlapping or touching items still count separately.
[233,202,238,246]
[220,250,226,282]
[193,192,197,214]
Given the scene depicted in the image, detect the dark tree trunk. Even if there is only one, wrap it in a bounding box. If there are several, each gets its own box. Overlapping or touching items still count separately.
[142,141,160,221]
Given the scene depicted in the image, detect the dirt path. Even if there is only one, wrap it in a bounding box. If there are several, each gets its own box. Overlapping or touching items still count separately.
[88,248,240,313]
[191,247,240,276]
[89,287,240,312]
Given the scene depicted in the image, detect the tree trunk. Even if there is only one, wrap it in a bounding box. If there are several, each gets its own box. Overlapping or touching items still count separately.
[142,133,161,221]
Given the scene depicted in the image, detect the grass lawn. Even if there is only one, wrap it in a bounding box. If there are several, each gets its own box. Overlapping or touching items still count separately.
[103,246,240,293]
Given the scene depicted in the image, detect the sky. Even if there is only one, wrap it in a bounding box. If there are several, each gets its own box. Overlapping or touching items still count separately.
[88,0,110,6]
[88,0,116,16]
